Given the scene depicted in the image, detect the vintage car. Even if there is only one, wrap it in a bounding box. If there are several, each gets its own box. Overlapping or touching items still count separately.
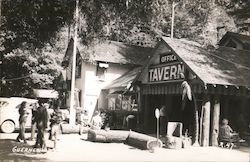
[0,97,70,133]
[0,97,37,133]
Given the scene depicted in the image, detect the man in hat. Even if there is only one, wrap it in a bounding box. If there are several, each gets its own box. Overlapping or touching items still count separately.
[34,100,49,150]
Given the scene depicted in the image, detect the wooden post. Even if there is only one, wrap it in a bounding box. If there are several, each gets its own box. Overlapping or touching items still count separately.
[0,0,2,26]
[137,86,142,125]
[201,94,211,147]
[143,95,149,132]
[211,95,220,146]
[69,0,79,125]
[192,93,200,146]
[171,1,175,39]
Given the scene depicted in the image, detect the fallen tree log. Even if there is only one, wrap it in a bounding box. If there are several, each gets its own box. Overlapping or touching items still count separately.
[61,124,80,134]
[126,131,162,150]
[165,136,182,149]
[61,124,89,134]
[87,129,130,143]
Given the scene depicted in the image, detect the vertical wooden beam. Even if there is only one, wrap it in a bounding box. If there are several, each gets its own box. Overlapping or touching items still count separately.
[201,94,211,147]
[211,95,220,146]
[0,0,2,26]
[143,95,149,132]
[137,86,142,125]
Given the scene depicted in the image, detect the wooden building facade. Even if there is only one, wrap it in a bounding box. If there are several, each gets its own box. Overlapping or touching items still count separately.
[102,32,250,146]
[134,36,250,146]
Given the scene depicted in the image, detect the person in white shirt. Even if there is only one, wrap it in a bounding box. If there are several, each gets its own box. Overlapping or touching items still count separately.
[91,111,103,130]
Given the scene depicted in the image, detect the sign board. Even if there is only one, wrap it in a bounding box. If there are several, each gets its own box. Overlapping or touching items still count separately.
[155,108,160,119]
[160,54,177,64]
[148,63,184,83]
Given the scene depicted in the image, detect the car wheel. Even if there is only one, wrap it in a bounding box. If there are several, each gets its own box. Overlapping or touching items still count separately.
[1,120,15,133]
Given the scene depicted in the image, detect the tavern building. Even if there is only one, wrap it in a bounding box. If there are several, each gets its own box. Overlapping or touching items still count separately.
[104,32,250,146]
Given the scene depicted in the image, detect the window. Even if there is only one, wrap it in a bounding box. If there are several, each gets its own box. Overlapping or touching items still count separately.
[96,62,109,80]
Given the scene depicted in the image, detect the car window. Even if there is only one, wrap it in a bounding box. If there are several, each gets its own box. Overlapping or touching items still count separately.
[0,101,9,108]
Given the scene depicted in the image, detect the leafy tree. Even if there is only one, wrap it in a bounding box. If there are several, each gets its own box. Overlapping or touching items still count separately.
[0,26,67,97]
[1,0,71,96]
[217,0,250,34]
[0,0,248,97]
[1,0,74,49]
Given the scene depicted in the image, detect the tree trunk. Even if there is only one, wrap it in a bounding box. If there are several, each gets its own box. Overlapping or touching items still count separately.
[192,93,200,146]
[61,124,81,134]
[201,95,211,147]
[211,95,220,146]
[87,129,130,143]
[126,131,162,150]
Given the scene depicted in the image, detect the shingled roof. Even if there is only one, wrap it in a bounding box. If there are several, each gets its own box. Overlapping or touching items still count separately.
[62,39,153,68]
[219,32,250,50]
[162,37,250,87]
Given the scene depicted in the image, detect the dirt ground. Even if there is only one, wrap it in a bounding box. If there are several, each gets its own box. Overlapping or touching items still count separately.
[0,132,249,162]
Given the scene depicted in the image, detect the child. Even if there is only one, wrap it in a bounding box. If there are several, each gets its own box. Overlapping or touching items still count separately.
[218,118,234,149]
[91,111,103,130]
[79,110,89,135]
[49,102,63,150]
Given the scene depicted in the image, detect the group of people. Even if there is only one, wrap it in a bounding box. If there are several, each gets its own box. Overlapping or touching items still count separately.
[16,99,240,150]
[79,110,103,135]
[16,99,63,150]
[157,105,239,149]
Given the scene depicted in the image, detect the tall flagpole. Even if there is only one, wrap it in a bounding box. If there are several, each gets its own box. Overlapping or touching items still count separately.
[171,1,176,39]
[0,0,2,26]
[69,0,79,125]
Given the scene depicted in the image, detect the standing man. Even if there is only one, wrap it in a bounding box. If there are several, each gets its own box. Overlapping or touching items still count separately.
[34,100,49,150]
[16,101,29,143]
[30,102,38,141]
[159,105,168,137]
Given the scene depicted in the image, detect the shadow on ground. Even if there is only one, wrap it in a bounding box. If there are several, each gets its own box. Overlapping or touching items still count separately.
[0,139,48,161]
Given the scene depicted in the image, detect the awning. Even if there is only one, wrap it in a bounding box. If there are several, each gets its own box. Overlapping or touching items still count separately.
[103,67,141,92]
[33,89,59,98]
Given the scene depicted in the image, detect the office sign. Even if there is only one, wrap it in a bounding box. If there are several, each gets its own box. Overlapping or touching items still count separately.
[148,63,184,83]
[160,54,177,64]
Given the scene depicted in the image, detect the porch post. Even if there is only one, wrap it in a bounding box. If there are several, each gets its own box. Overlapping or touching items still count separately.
[143,95,149,132]
[201,94,211,147]
[137,86,142,125]
[211,95,220,146]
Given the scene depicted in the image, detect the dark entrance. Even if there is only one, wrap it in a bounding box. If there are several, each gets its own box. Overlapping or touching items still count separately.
[142,94,193,135]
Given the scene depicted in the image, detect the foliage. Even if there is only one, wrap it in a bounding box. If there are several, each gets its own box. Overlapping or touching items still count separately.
[0,26,67,97]
[1,0,249,97]
[217,0,250,33]
[1,0,74,49]
[0,43,63,96]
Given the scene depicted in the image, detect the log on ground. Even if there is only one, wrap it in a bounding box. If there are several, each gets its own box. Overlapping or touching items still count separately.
[61,124,88,134]
[87,129,130,143]
[126,131,163,150]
